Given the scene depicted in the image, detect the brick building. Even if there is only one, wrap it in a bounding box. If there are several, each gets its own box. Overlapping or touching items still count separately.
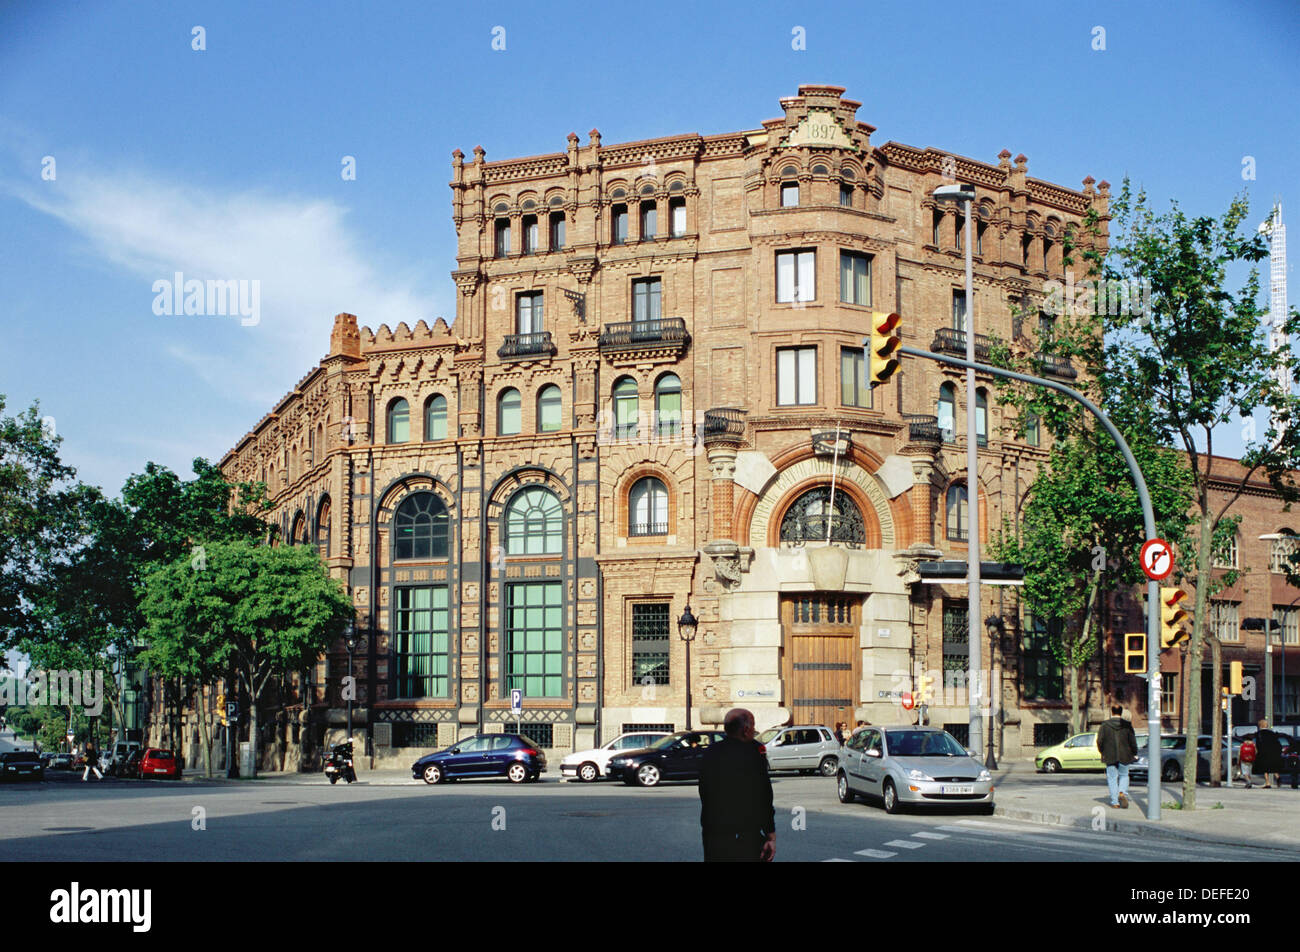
[208,84,1118,767]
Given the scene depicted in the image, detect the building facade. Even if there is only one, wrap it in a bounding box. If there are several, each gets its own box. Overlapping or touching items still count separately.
[213,85,1115,767]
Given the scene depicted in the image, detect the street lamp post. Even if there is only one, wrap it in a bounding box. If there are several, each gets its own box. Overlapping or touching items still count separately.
[984,616,1003,769]
[934,182,982,757]
[678,603,699,730]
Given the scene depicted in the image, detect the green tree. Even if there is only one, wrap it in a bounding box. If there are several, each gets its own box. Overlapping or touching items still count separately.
[141,539,353,777]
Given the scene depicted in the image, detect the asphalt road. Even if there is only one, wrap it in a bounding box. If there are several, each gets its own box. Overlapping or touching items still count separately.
[0,768,1288,863]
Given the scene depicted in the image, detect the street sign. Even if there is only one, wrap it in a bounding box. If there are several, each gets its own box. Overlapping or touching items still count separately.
[65,731,75,740]
[1139,538,1174,581]
[900,691,915,711]
[226,702,238,720]
[510,688,522,715]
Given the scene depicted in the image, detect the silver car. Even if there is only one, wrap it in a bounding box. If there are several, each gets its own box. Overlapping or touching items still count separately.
[758,725,840,776]
[836,725,994,814]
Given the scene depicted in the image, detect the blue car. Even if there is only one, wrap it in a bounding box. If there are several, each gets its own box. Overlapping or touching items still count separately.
[412,733,546,785]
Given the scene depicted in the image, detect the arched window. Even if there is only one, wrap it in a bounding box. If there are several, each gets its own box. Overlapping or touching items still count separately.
[537,385,562,433]
[938,383,956,442]
[291,511,307,545]
[505,487,563,555]
[425,394,447,441]
[316,496,331,558]
[780,166,799,207]
[628,477,669,536]
[976,388,988,447]
[498,388,521,435]
[316,423,325,459]
[946,484,969,541]
[613,377,638,439]
[654,374,681,438]
[1270,529,1297,574]
[1212,528,1239,570]
[779,487,866,546]
[394,493,449,560]
[387,398,410,444]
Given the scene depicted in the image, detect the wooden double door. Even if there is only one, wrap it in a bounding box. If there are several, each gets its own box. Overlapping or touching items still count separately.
[780,594,862,732]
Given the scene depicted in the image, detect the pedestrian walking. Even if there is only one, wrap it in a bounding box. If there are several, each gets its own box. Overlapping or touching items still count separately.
[833,722,845,745]
[81,741,103,782]
[1238,736,1256,788]
[698,707,775,862]
[1254,719,1284,789]
[1095,705,1137,809]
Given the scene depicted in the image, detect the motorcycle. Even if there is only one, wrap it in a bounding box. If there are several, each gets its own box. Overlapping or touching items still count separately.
[324,741,357,784]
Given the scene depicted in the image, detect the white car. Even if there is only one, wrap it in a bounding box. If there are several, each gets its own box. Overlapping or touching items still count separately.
[561,731,672,782]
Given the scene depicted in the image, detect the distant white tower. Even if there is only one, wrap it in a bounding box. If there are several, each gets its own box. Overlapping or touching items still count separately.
[1261,203,1290,393]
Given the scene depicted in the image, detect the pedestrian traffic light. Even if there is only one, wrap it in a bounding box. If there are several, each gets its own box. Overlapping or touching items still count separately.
[1124,633,1146,674]
[1160,587,1191,648]
[867,311,902,385]
[1229,660,1243,696]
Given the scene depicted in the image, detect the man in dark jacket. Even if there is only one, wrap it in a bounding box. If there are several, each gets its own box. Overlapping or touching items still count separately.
[1255,719,1284,789]
[698,708,775,862]
[1095,705,1138,809]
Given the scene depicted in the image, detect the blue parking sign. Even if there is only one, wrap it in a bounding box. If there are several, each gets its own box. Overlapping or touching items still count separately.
[510,688,522,714]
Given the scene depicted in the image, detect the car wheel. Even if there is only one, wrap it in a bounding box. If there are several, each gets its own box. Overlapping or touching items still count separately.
[1042,758,1061,774]
[882,779,901,814]
[507,762,529,784]
[422,764,444,785]
[819,756,838,777]
[578,762,599,783]
[636,763,661,788]
[1162,760,1182,782]
[837,771,856,804]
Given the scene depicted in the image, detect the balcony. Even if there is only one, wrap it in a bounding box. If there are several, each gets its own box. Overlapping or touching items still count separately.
[903,413,943,444]
[932,327,995,362]
[598,318,689,359]
[498,331,556,360]
[702,407,746,443]
[1036,352,1077,380]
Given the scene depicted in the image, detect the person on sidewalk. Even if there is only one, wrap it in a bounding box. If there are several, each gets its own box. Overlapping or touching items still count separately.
[1254,719,1284,789]
[81,741,103,782]
[1095,705,1137,809]
[1238,736,1256,788]
[698,708,775,862]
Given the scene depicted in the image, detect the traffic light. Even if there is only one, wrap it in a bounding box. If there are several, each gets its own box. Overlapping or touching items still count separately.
[1229,660,1243,696]
[1160,587,1191,648]
[1124,633,1146,674]
[867,311,902,385]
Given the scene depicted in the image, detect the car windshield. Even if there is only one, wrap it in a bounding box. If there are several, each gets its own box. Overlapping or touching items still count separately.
[757,729,780,744]
[649,733,698,750]
[885,730,968,757]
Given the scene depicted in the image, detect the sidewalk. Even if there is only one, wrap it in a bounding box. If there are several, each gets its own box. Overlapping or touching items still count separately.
[992,759,1300,853]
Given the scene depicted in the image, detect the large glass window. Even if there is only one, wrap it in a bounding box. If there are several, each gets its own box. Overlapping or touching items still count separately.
[777,346,816,406]
[537,385,562,433]
[1022,614,1065,701]
[840,251,871,306]
[670,198,686,237]
[779,487,866,545]
[633,278,661,326]
[840,347,871,408]
[387,398,410,444]
[952,290,967,332]
[395,586,450,698]
[505,487,563,556]
[942,601,969,691]
[516,292,544,334]
[506,581,563,698]
[632,602,670,687]
[394,493,449,560]
[776,250,815,303]
[938,383,956,442]
[613,377,639,439]
[498,388,521,436]
[946,484,968,541]
[654,374,681,437]
[425,394,447,441]
[629,477,668,536]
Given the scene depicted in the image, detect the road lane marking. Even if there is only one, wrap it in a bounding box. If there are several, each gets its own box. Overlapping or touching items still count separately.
[911,831,948,839]
[854,848,897,858]
[883,839,925,849]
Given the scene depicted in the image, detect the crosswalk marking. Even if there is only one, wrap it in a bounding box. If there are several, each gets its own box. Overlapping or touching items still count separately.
[854,848,897,858]
[823,858,854,862]
[911,831,948,840]
[883,839,926,849]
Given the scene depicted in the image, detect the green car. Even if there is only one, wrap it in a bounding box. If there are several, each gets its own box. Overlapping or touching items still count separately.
[1037,732,1150,772]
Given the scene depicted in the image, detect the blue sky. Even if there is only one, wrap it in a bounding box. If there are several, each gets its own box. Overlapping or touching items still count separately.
[1,0,1297,495]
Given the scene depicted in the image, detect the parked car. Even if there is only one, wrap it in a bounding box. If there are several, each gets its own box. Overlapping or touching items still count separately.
[758,725,840,776]
[1235,728,1299,781]
[606,730,728,787]
[49,753,74,771]
[1035,732,1105,772]
[108,741,141,775]
[560,731,671,782]
[1131,734,1231,782]
[412,733,546,785]
[139,748,182,780]
[837,725,993,814]
[111,748,145,779]
[0,750,45,782]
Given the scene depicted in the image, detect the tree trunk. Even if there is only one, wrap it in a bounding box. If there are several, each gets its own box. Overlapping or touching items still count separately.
[196,683,213,779]
[1183,510,1214,809]
[246,676,258,780]
[1209,635,1223,785]
[1068,664,1082,735]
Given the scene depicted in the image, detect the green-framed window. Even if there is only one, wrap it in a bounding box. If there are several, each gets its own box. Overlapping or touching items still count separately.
[506,581,564,698]
[395,586,450,699]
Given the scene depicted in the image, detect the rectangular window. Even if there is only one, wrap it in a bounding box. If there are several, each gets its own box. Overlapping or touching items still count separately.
[506,582,563,698]
[494,219,511,258]
[776,249,815,303]
[395,586,450,699]
[522,216,538,254]
[622,722,675,734]
[670,198,687,237]
[777,346,816,406]
[1273,606,1300,646]
[632,602,671,687]
[933,209,943,246]
[1023,412,1040,447]
[840,184,853,207]
[1022,615,1065,701]
[1033,723,1069,747]
[840,347,871,408]
[1039,312,1056,342]
[612,206,628,245]
[632,277,661,325]
[1160,673,1178,716]
[952,290,967,332]
[942,601,969,692]
[839,251,871,306]
[1211,533,1238,569]
[516,292,544,335]
[781,182,799,207]
[640,203,657,240]
[503,723,554,748]
[549,212,565,250]
[955,213,965,251]
[391,723,441,748]
[1209,600,1240,643]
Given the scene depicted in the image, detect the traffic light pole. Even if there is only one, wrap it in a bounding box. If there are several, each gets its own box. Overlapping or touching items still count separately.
[897,345,1163,820]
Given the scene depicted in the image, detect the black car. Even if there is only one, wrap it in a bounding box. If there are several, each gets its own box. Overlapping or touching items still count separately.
[412,733,546,785]
[0,750,45,782]
[606,730,728,787]
[110,748,144,779]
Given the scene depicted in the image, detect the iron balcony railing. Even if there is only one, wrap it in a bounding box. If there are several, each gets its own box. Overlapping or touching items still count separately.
[932,327,995,362]
[598,317,689,354]
[1035,352,1077,380]
[498,331,556,360]
[628,521,669,537]
[702,407,746,440]
[903,413,944,443]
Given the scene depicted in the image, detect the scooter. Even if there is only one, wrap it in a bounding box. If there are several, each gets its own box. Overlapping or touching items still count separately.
[324,741,357,784]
